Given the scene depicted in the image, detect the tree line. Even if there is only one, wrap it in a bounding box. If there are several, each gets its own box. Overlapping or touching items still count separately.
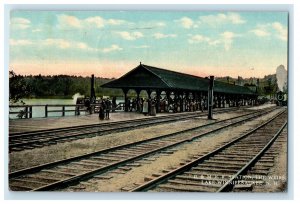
[9,71,281,105]
[216,74,280,96]
[9,71,123,103]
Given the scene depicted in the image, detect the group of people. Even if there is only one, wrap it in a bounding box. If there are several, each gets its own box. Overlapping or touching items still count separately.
[125,97,207,115]
[98,98,112,120]
[82,95,207,120]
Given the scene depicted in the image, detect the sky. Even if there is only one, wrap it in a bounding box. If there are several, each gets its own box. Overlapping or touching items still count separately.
[9,11,288,78]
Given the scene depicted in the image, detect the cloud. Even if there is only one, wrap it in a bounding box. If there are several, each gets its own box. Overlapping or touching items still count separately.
[43,38,98,51]
[156,22,166,27]
[57,14,82,28]
[10,37,123,54]
[188,31,239,51]
[44,38,71,49]
[32,29,42,33]
[188,34,220,46]
[175,17,194,29]
[10,34,124,55]
[129,21,166,30]
[131,45,150,49]
[272,22,287,41]
[188,34,211,44]
[10,17,31,29]
[10,39,33,46]
[250,28,270,37]
[102,44,123,53]
[57,14,127,29]
[43,39,123,53]
[198,12,246,26]
[107,19,126,25]
[220,31,238,51]
[115,31,144,40]
[175,13,245,29]
[250,22,287,41]
[153,33,177,39]
[84,16,105,28]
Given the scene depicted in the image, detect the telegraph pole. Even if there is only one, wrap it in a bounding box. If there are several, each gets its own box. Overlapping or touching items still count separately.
[208,76,214,120]
[90,74,96,103]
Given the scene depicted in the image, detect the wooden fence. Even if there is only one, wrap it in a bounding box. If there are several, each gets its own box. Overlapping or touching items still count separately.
[9,103,125,119]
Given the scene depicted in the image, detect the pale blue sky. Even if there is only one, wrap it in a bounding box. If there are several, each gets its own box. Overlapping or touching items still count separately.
[9,11,288,78]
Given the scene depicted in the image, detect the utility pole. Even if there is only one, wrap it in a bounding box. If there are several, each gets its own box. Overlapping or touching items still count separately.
[90,74,96,102]
[208,76,214,120]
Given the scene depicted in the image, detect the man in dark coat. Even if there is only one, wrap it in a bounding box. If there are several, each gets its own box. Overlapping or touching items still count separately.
[99,100,106,120]
[105,99,111,119]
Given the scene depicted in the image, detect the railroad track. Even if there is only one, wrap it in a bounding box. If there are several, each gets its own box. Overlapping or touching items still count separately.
[9,107,280,191]
[128,108,287,192]
[9,107,246,152]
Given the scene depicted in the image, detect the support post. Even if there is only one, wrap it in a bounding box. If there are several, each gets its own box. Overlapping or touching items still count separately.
[25,106,28,119]
[123,89,129,112]
[156,90,161,113]
[62,106,65,116]
[208,76,214,120]
[29,106,32,118]
[136,89,141,112]
[45,105,48,117]
[90,74,96,103]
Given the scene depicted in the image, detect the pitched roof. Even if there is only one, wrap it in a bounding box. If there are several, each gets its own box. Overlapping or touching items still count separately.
[142,64,209,91]
[101,64,256,95]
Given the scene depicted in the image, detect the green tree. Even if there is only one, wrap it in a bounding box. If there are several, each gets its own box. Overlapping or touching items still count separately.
[9,70,31,104]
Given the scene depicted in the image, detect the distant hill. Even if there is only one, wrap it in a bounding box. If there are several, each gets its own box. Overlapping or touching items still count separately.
[15,74,123,99]
[215,74,279,96]
[11,72,280,99]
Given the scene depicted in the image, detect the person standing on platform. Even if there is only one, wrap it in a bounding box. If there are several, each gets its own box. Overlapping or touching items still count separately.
[99,100,105,120]
[142,99,148,116]
[140,98,144,113]
[150,99,156,116]
[201,99,205,112]
[112,96,116,112]
[105,99,111,119]
[165,99,168,112]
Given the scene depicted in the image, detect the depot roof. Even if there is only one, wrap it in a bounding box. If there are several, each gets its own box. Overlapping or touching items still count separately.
[101,63,256,95]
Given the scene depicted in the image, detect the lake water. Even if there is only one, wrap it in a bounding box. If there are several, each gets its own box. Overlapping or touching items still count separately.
[9,98,124,119]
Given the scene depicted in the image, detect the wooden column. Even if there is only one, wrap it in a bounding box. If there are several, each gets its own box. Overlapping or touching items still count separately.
[136,89,141,112]
[166,91,171,104]
[29,106,33,118]
[45,105,48,117]
[123,88,129,112]
[156,89,161,113]
[62,106,65,116]
[222,95,225,108]
[25,106,28,119]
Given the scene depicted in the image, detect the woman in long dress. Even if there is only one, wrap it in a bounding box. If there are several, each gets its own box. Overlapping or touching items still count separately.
[99,101,105,120]
[142,99,148,116]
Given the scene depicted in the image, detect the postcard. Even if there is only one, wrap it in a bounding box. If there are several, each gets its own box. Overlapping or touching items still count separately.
[8,10,288,193]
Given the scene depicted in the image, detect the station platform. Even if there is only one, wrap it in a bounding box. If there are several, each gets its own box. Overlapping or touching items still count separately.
[9,111,173,134]
[9,104,276,134]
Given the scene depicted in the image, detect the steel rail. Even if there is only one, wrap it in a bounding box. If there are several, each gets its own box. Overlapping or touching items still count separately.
[28,109,282,191]
[9,111,208,151]
[10,107,276,179]
[9,106,244,137]
[129,109,286,192]
[9,107,262,151]
[10,109,278,191]
[10,111,201,137]
[216,121,287,192]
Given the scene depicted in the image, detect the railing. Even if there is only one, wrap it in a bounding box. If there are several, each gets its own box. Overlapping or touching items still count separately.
[9,102,125,119]
[9,104,98,119]
[9,105,33,119]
